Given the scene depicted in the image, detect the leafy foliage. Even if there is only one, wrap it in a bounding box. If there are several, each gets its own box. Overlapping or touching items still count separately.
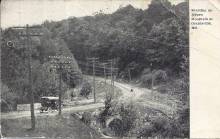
[1,1,189,137]
[81,112,92,125]
[119,103,138,136]
[98,91,118,127]
[138,108,189,138]
[80,82,92,98]
[1,83,18,111]
[35,1,188,81]
[1,26,81,104]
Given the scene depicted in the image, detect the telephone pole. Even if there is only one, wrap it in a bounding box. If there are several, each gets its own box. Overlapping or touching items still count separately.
[84,59,89,81]
[87,57,99,103]
[112,60,115,95]
[108,59,118,95]
[26,25,35,129]
[58,62,62,115]
[102,63,108,85]
[49,55,72,115]
[10,24,43,129]
[128,68,131,83]
[110,60,113,93]
[150,63,154,93]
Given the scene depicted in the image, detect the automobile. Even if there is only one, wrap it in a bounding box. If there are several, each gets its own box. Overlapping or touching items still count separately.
[40,96,59,113]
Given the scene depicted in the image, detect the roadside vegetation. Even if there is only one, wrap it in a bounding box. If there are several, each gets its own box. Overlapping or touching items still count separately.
[1,115,99,139]
[1,0,189,138]
[66,78,122,103]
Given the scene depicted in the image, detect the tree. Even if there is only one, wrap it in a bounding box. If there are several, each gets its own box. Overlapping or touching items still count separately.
[99,91,116,127]
[80,82,92,98]
[147,17,188,75]
[1,83,18,111]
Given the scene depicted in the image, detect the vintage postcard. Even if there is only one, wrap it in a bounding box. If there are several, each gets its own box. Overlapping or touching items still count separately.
[0,0,219,138]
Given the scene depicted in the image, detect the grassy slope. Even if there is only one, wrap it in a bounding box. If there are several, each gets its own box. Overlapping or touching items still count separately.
[1,77,121,139]
[1,114,99,139]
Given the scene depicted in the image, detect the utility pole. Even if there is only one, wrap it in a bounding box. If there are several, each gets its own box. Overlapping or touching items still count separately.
[109,59,118,95]
[10,25,43,130]
[87,57,99,103]
[102,63,108,85]
[58,62,62,115]
[110,60,113,93]
[92,59,96,103]
[112,60,115,95]
[128,68,131,83]
[49,55,72,115]
[68,71,70,90]
[150,63,154,93]
[85,59,89,81]
[26,24,35,129]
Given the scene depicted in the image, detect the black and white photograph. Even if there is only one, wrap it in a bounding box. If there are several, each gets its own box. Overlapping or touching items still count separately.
[1,0,189,138]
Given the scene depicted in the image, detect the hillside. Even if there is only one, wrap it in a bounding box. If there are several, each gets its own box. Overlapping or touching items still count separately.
[1,115,100,138]
[42,1,188,78]
[1,0,188,109]
[1,0,189,138]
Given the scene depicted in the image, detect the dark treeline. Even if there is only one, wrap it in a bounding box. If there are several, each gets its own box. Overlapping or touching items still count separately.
[41,0,188,80]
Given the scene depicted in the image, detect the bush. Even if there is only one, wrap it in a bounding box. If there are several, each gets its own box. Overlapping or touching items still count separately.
[140,69,167,88]
[177,108,189,137]
[98,91,116,127]
[81,112,92,125]
[153,70,167,84]
[140,73,152,88]
[80,82,92,98]
[138,124,154,138]
[99,99,138,137]
[108,118,123,136]
[138,109,189,138]
[118,103,138,136]
[138,116,178,138]
[1,84,18,112]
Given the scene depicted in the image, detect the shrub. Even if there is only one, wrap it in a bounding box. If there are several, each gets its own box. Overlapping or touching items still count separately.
[99,99,138,137]
[81,112,92,125]
[141,69,167,88]
[108,118,123,136]
[177,108,189,137]
[1,84,18,112]
[80,82,92,98]
[98,91,116,127]
[137,124,154,138]
[119,103,138,136]
[138,110,189,138]
[153,70,167,84]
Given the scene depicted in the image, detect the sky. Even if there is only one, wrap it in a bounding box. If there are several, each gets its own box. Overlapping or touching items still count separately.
[1,0,185,29]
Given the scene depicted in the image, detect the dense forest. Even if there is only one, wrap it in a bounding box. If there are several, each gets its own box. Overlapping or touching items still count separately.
[1,0,189,111]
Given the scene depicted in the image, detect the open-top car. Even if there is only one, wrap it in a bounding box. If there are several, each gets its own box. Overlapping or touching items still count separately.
[40,97,59,113]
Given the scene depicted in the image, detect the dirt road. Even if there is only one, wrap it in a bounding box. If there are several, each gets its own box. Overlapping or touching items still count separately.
[116,81,175,116]
[96,77,175,116]
[2,77,174,119]
[1,103,104,119]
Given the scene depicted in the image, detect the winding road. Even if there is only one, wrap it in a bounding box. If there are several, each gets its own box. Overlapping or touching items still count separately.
[106,79,175,116]
[1,77,174,119]
[96,77,175,116]
[1,103,104,119]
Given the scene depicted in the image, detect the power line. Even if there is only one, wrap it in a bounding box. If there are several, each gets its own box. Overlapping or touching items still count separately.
[77,61,117,70]
[49,54,72,115]
[87,57,99,103]
[9,24,43,130]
